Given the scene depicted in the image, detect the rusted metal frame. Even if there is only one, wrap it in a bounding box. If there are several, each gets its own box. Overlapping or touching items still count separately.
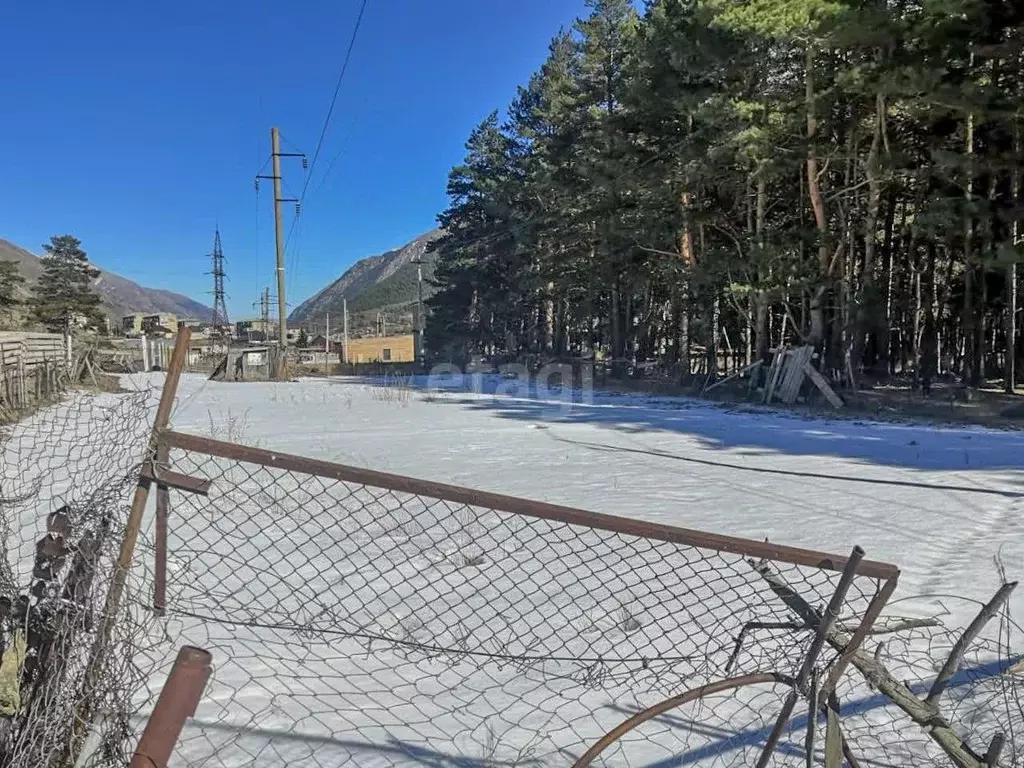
[819,572,899,704]
[147,440,213,616]
[754,546,865,768]
[160,429,899,581]
[130,645,212,768]
[139,464,213,496]
[153,442,170,617]
[571,673,792,768]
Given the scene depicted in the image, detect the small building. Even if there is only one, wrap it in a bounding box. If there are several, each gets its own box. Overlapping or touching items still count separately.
[177,318,213,339]
[236,318,270,342]
[343,333,418,364]
[142,313,178,337]
[234,346,272,380]
[122,314,144,336]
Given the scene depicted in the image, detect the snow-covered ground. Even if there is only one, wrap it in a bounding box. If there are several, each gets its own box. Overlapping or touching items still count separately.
[159,372,1024,614]
[9,373,1024,767]
[130,372,1023,767]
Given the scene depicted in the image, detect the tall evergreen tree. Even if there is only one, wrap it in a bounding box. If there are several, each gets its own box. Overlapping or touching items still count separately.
[31,235,103,333]
[0,261,25,321]
[425,0,1024,392]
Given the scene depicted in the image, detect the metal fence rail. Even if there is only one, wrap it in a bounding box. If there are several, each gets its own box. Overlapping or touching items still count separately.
[151,429,898,767]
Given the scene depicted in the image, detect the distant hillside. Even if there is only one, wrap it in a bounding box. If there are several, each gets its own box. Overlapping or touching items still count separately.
[288,230,442,327]
[346,255,438,314]
[0,238,214,322]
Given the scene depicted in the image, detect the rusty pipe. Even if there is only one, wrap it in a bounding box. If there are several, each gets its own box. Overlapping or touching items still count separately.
[130,646,212,768]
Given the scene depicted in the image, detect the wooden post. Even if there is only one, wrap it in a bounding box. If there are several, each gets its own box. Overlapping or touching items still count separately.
[108,328,191,615]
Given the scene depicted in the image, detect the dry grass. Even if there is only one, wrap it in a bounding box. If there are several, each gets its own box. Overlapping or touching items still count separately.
[369,374,413,406]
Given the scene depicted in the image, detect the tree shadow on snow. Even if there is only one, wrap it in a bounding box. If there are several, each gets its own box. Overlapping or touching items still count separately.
[352,374,1024,479]
[176,720,541,767]
[600,654,1021,767]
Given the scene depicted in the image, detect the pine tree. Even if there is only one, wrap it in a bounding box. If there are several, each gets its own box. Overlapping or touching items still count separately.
[425,0,1024,391]
[0,261,25,320]
[30,235,103,333]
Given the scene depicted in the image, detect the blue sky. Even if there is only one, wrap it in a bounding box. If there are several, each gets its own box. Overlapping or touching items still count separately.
[1,0,589,319]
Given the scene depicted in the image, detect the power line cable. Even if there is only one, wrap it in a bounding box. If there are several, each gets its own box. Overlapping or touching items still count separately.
[283,0,370,307]
[300,0,370,206]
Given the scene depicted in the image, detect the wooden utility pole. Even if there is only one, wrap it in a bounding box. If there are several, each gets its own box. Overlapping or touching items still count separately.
[343,298,349,364]
[412,257,425,364]
[271,127,288,359]
[325,312,331,354]
[256,128,305,377]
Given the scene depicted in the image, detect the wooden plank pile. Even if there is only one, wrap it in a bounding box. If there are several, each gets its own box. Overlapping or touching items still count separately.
[702,345,844,409]
[762,345,844,409]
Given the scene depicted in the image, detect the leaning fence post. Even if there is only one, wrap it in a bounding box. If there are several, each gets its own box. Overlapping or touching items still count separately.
[66,328,192,764]
[130,646,212,768]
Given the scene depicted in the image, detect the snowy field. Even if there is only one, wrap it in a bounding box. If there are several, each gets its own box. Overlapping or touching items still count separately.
[132,372,1024,767]
[157,372,1024,615]
[7,372,1024,767]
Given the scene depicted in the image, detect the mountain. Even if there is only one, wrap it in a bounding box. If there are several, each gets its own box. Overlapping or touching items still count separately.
[0,238,214,322]
[288,229,442,329]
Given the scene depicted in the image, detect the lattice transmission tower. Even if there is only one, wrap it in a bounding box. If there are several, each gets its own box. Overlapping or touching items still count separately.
[209,229,230,335]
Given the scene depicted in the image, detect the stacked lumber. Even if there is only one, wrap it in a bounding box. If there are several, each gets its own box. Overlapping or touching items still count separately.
[762,345,844,409]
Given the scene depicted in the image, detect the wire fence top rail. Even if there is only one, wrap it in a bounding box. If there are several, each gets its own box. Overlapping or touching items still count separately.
[158,429,899,583]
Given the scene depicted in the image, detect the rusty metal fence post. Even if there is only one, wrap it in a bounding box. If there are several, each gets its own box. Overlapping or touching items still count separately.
[130,646,212,768]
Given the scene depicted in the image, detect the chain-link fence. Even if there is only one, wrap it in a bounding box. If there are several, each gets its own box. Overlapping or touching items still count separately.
[0,387,159,768]
[3,362,1022,767]
[151,430,902,767]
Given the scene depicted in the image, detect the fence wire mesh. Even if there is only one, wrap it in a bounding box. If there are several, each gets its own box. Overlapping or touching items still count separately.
[0,387,159,768]
[156,440,892,767]
[3,377,1023,768]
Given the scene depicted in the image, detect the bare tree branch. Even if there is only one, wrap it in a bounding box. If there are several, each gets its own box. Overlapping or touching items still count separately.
[750,558,990,768]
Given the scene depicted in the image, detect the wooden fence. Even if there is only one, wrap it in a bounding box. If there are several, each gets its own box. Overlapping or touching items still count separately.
[0,332,69,413]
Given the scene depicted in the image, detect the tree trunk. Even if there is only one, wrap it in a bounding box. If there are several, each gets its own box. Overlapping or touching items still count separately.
[921,241,938,389]
[912,252,922,385]
[678,186,695,379]
[854,94,884,372]
[872,187,897,372]
[805,46,831,348]
[611,280,625,377]
[1009,119,1020,393]
[963,110,978,386]
[755,176,770,365]
[879,196,905,377]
